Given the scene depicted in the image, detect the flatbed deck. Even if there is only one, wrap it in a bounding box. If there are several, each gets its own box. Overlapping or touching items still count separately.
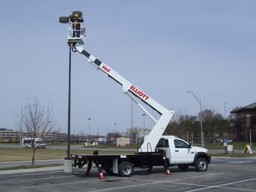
[71,151,170,177]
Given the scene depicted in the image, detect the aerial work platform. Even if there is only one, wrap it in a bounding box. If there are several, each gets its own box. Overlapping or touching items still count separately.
[67,27,86,45]
[59,11,86,45]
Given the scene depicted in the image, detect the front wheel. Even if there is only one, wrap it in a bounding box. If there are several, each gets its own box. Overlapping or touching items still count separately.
[195,158,208,172]
[118,161,134,177]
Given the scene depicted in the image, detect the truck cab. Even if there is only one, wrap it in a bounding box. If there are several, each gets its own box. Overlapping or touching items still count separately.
[156,136,211,172]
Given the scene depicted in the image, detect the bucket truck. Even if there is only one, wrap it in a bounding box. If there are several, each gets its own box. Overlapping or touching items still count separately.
[60,12,211,177]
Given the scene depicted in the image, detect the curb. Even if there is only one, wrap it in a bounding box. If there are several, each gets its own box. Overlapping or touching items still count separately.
[0,166,64,175]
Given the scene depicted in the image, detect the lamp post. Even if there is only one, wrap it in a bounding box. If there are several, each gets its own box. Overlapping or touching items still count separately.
[88,118,91,142]
[67,45,72,159]
[114,123,117,144]
[62,40,73,173]
[131,99,134,144]
[114,123,117,133]
[246,114,252,147]
[142,114,146,137]
[59,11,83,173]
[187,91,204,147]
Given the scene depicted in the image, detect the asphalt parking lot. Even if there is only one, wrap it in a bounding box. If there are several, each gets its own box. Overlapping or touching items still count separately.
[0,157,256,192]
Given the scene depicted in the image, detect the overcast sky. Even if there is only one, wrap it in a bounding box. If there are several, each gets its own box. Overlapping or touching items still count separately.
[0,0,255,136]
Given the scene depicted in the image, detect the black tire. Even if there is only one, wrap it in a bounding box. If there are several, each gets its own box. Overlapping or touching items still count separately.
[178,164,189,171]
[118,161,134,177]
[195,158,208,172]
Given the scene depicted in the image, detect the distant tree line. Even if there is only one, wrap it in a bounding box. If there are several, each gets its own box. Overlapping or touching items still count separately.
[165,109,236,143]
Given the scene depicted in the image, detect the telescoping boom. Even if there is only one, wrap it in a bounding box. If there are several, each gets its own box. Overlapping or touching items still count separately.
[75,46,174,152]
[63,11,174,152]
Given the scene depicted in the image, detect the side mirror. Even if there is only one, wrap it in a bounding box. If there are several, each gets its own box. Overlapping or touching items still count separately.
[188,142,192,148]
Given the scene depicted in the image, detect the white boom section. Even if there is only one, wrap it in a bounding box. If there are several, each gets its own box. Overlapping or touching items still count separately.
[75,45,174,152]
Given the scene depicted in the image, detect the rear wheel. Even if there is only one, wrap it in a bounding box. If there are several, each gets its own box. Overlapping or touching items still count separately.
[118,161,134,177]
[195,158,208,172]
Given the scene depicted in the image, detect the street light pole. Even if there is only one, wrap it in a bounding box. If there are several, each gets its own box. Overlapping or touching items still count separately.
[67,44,72,159]
[114,123,117,144]
[246,114,252,147]
[88,118,91,142]
[131,99,134,144]
[63,43,73,173]
[114,123,117,133]
[142,114,146,137]
[187,91,204,147]
[59,10,84,173]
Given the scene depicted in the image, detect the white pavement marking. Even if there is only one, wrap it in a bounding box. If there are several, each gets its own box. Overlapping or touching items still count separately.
[87,173,224,192]
[129,172,224,183]
[88,181,163,192]
[219,186,256,192]
[185,177,256,192]
[18,172,223,192]
[15,171,256,192]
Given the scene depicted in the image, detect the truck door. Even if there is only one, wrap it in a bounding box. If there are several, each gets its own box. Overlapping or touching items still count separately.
[171,139,194,164]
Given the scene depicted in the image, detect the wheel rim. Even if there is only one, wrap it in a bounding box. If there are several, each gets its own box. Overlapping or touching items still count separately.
[122,165,132,175]
[198,160,207,170]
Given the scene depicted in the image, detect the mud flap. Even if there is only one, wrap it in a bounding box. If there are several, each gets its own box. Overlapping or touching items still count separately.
[113,158,118,174]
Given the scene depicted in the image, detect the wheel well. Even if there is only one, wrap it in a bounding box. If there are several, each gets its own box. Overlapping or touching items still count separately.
[193,152,210,164]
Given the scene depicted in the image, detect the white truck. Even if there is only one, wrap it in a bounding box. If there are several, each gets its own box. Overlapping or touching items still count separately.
[60,11,211,177]
[21,137,46,149]
[156,136,210,172]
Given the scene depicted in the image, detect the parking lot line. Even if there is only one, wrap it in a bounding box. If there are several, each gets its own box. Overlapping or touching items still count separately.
[88,181,163,192]
[129,172,224,183]
[185,177,256,192]
[87,172,224,192]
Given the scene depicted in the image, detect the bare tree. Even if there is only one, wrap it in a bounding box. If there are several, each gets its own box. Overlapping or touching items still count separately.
[16,97,57,166]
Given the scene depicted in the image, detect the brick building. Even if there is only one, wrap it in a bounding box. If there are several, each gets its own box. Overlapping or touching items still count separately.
[230,102,256,142]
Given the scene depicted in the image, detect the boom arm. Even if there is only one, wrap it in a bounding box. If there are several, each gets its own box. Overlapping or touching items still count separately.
[75,45,174,152]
